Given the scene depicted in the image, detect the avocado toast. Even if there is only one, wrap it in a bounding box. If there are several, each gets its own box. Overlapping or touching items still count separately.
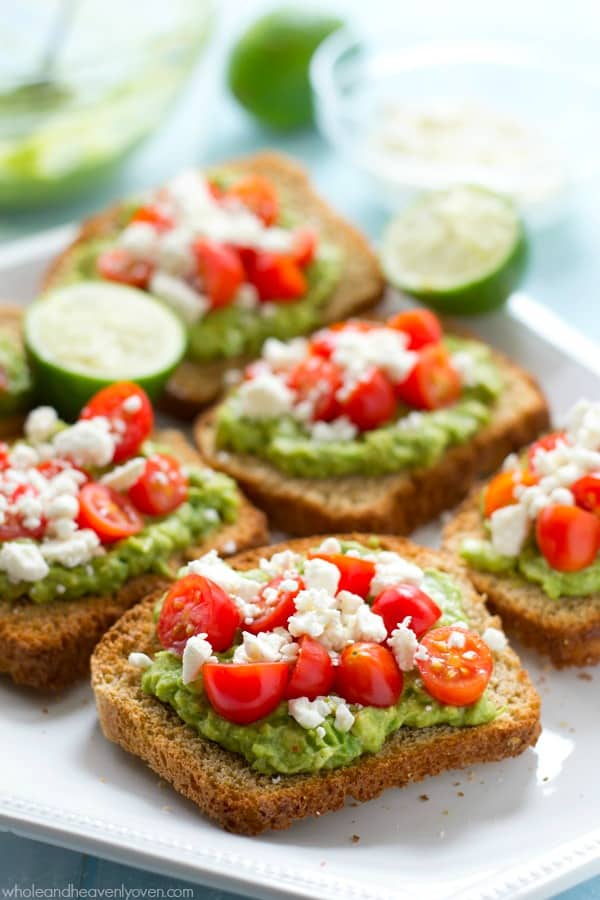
[0,384,267,691]
[443,401,600,667]
[42,152,384,417]
[91,534,540,835]
[195,310,550,535]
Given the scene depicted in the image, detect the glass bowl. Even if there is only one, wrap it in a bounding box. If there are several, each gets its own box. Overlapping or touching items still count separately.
[0,0,214,209]
[310,32,600,226]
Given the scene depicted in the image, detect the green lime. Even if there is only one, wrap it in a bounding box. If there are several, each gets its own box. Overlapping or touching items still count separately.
[228,9,343,131]
[24,282,186,420]
[380,186,527,315]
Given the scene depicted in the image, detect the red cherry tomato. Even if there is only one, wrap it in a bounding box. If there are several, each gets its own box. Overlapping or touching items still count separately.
[396,344,461,411]
[131,204,174,232]
[245,574,303,635]
[572,474,600,515]
[0,443,10,470]
[309,321,379,358]
[292,228,317,267]
[245,252,307,302]
[193,239,244,309]
[226,174,279,226]
[80,382,154,463]
[128,453,188,517]
[387,309,443,349]
[203,661,290,724]
[0,484,46,541]
[416,626,493,707]
[286,635,334,700]
[536,505,600,572]
[97,248,154,289]
[77,482,143,544]
[528,431,568,473]
[287,356,343,421]
[341,368,397,431]
[371,584,441,639]
[307,552,375,598]
[158,574,242,654]
[36,459,89,482]
[336,642,403,707]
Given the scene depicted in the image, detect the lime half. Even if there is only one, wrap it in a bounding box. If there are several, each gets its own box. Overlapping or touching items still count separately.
[25,282,186,419]
[380,186,527,315]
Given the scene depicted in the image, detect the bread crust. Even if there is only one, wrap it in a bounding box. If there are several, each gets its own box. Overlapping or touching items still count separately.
[443,490,600,667]
[91,534,541,835]
[42,152,385,418]
[0,430,267,692]
[0,305,28,438]
[194,349,550,536]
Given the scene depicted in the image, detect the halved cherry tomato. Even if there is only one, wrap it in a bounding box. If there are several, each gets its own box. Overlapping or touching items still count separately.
[192,239,244,309]
[203,660,290,724]
[371,584,441,638]
[572,474,600,515]
[292,228,317,267]
[128,453,188,517]
[287,356,343,421]
[387,309,442,350]
[36,459,89,482]
[416,626,493,707]
[245,574,303,635]
[396,344,461,410]
[484,468,539,518]
[536,505,600,572]
[131,204,174,232]
[309,321,378,358]
[336,642,402,707]
[0,484,46,541]
[245,252,307,302]
[97,248,154,289]
[158,574,242,654]
[226,174,279,226]
[80,382,154,463]
[341,368,397,431]
[0,443,11,471]
[307,552,375,598]
[77,482,143,544]
[527,431,567,473]
[286,635,334,700]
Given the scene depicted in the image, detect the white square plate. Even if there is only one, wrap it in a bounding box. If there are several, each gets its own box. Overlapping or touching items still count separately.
[0,228,598,900]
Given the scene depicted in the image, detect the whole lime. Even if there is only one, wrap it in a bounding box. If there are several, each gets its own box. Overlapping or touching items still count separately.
[228,9,342,131]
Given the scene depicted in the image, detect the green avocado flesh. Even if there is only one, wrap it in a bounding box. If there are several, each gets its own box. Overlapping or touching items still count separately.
[141,563,498,776]
[50,176,343,363]
[461,537,600,600]
[215,336,503,478]
[0,331,33,417]
[2,468,238,605]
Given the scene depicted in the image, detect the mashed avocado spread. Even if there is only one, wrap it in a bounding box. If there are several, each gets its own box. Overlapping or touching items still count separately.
[2,467,238,605]
[461,537,600,600]
[0,330,33,417]
[215,337,502,479]
[141,560,498,775]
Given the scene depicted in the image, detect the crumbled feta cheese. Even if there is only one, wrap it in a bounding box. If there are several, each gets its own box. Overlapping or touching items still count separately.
[354,603,387,643]
[331,327,417,386]
[388,618,419,671]
[45,494,79,521]
[482,627,508,653]
[182,633,215,684]
[25,407,59,444]
[259,549,301,577]
[316,537,342,555]
[156,227,196,278]
[333,700,355,733]
[233,628,298,664]
[0,542,49,583]
[118,222,160,260]
[262,337,309,370]
[288,585,386,651]
[128,652,153,669]
[40,529,101,568]
[316,725,326,739]
[309,416,358,443]
[288,696,332,730]
[370,552,424,595]
[100,457,146,492]
[9,443,39,470]
[447,630,466,649]
[237,372,294,419]
[303,557,341,595]
[489,504,530,557]
[53,418,115,468]
[150,271,209,324]
[184,550,262,620]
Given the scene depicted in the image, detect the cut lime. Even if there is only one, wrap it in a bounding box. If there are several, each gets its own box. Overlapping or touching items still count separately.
[24,282,186,419]
[380,186,527,315]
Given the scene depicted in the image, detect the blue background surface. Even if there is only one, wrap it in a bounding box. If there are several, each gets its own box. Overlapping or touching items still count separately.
[1,1,599,896]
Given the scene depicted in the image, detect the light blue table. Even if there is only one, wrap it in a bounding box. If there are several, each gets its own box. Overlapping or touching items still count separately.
[1,1,599,897]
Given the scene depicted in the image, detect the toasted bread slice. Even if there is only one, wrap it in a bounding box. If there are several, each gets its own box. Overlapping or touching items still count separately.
[91,534,540,835]
[0,305,28,438]
[443,490,600,667]
[0,430,267,692]
[42,152,384,418]
[194,350,550,536]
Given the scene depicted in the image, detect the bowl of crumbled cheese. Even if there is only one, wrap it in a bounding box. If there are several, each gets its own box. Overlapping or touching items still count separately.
[311,33,600,226]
